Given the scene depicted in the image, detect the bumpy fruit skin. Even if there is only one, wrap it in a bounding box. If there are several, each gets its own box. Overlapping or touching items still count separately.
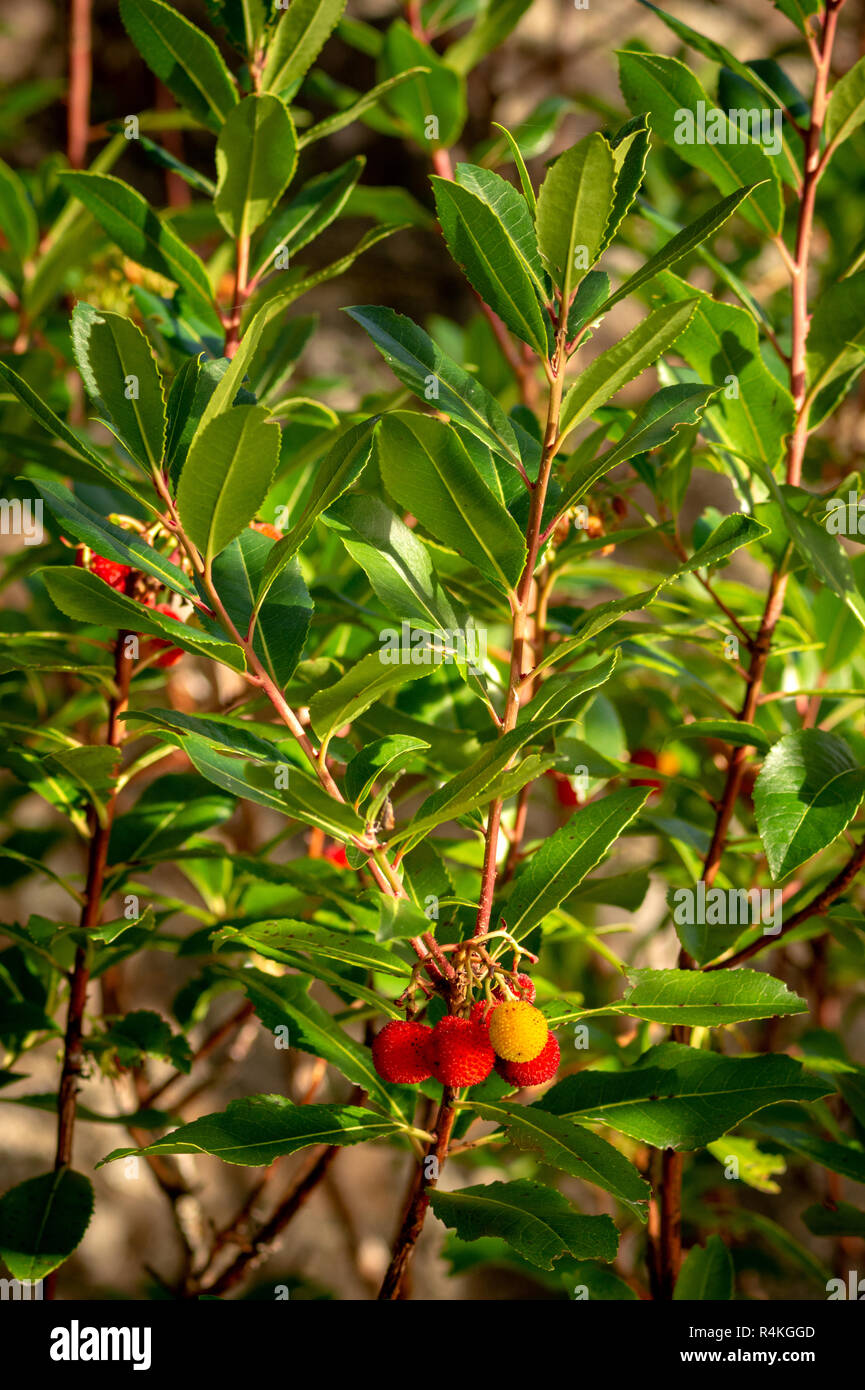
[488,999,548,1063]
[76,547,131,592]
[492,973,536,1005]
[323,842,348,869]
[429,1016,494,1086]
[495,1032,560,1087]
[371,1021,433,1084]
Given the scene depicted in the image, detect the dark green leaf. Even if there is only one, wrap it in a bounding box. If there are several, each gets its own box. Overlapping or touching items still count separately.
[541,1043,829,1150]
[0,1169,93,1281]
[176,405,280,563]
[673,1234,733,1300]
[754,730,865,882]
[99,1097,399,1167]
[214,94,298,239]
[429,1180,619,1270]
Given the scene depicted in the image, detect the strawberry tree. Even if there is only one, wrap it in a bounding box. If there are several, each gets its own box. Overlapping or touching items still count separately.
[1,0,865,1304]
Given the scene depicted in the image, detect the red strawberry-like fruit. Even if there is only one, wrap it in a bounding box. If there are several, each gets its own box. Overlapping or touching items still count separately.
[76,547,131,592]
[494,1032,560,1087]
[492,973,536,1005]
[323,842,349,869]
[371,1020,433,1084]
[629,748,679,800]
[250,520,282,541]
[428,1015,494,1087]
[470,999,492,1026]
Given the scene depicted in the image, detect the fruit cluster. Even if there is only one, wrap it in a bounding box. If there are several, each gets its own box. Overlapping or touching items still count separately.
[372,981,559,1090]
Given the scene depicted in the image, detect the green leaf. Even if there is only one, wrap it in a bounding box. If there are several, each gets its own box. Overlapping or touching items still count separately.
[191,290,304,447]
[432,177,549,354]
[212,529,311,686]
[0,1169,94,1281]
[213,920,409,977]
[108,773,233,864]
[99,1097,398,1167]
[559,299,697,443]
[375,412,527,592]
[122,708,280,762]
[176,405,280,563]
[232,972,406,1116]
[344,305,539,475]
[309,650,442,749]
[673,1234,734,1300]
[647,271,794,470]
[120,0,237,129]
[58,172,216,322]
[252,156,363,271]
[453,162,546,298]
[468,1102,650,1215]
[429,1179,619,1270]
[70,304,166,469]
[826,55,865,150]
[617,967,808,1026]
[801,1201,865,1238]
[46,746,121,828]
[805,272,865,424]
[378,20,465,147]
[773,0,819,35]
[42,567,246,671]
[256,420,375,604]
[34,479,193,598]
[444,0,532,75]
[541,1043,829,1150]
[618,50,783,234]
[297,68,428,149]
[599,185,760,314]
[554,384,716,519]
[706,1137,787,1193]
[0,360,146,502]
[492,121,537,213]
[178,735,363,839]
[0,156,37,263]
[536,132,615,301]
[344,735,429,807]
[505,789,650,940]
[262,0,346,96]
[670,719,771,755]
[639,1,809,133]
[684,511,770,572]
[101,1009,191,1070]
[753,730,865,882]
[390,725,562,851]
[757,1124,865,1186]
[598,116,651,257]
[214,94,298,239]
[322,492,460,633]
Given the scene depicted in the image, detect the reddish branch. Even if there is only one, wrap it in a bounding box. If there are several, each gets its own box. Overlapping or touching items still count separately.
[195,1145,340,1297]
[46,631,133,1298]
[655,0,850,1299]
[378,1089,457,1299]
[67,0,92,168]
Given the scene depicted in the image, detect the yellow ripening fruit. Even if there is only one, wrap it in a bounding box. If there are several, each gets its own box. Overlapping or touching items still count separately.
[488,1000,548,1063]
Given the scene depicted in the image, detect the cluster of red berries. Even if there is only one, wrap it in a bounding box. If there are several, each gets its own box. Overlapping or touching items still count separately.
[372,977,560,1090]
[75,547,184,667]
